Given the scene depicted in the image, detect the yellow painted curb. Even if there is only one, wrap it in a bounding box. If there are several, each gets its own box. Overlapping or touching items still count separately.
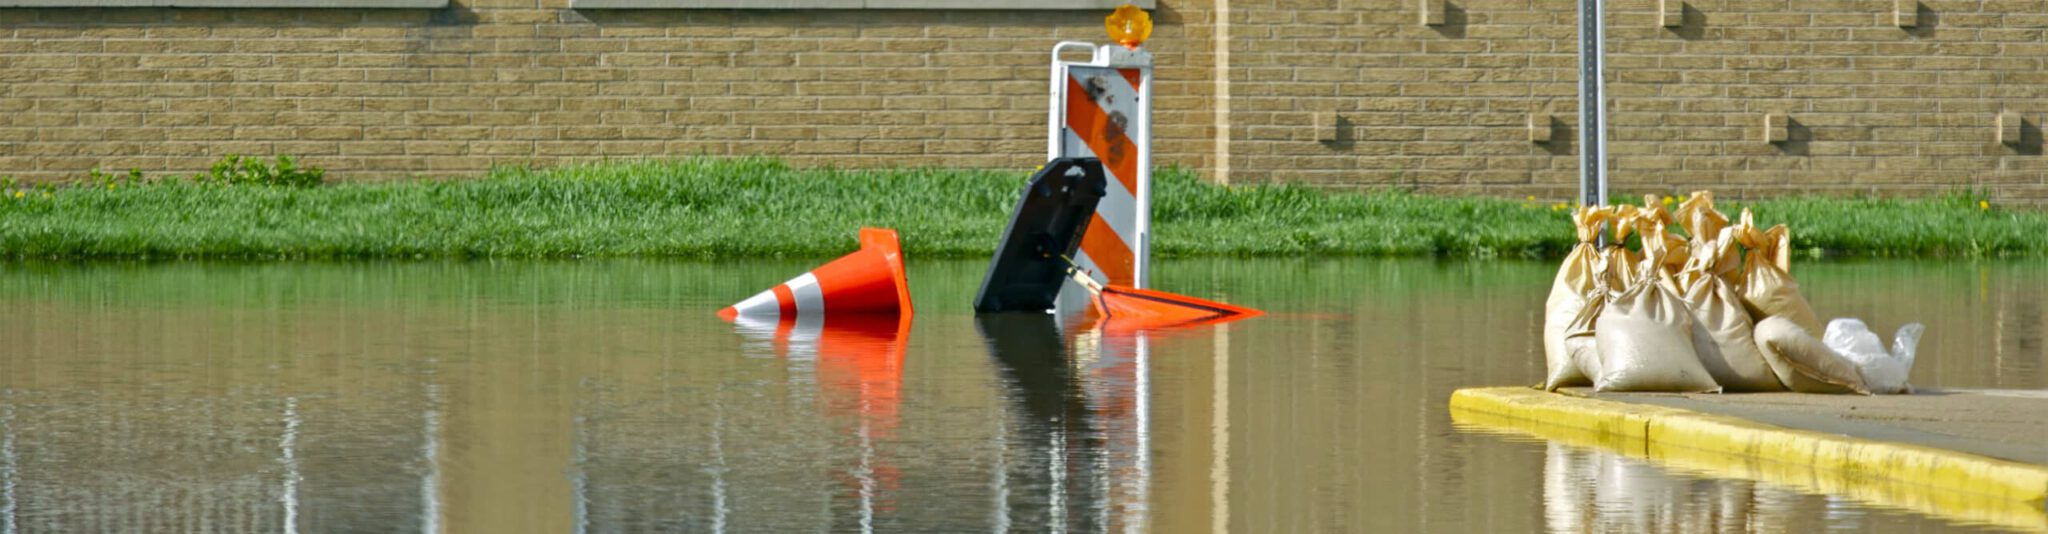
[1453,403,2048,532]
[1450,387,2048,509]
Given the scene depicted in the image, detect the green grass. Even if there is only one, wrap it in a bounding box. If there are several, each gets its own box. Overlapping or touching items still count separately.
[1,156,2042,260]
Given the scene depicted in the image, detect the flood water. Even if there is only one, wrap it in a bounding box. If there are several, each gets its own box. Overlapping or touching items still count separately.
[0,258,2042,532]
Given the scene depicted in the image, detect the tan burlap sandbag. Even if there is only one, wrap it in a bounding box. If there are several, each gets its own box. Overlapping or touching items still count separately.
[1550,237,1621,391]
[1593,226,1722,393]
[1674,191,1730,241]
[1636,215,1730,391]
[1542,206,1615,390]
[1674,191,1739,288]
[1561,296,1604,388]
[1634,195,1689,277]
[1678,229,1785,392]
[1732,209,1823,335]
[1754,316,1871,394]
[1634,193,1677,230]
[1605,207,1643,288]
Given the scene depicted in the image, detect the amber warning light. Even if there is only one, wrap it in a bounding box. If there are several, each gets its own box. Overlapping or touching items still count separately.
[1105,5,1152,50]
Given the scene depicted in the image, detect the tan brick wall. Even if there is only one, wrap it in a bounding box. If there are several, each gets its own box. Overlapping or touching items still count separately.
[1223,0,2048,204]
[2,0,2046,204]
[0,1,1218,180]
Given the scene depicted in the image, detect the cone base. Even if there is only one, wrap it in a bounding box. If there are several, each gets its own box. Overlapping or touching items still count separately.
[858,227,915,317]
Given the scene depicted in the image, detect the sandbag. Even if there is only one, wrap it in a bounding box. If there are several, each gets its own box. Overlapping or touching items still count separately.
[1542,206,1614,390]
[1679,227,1743,293]
[1674,190,1730,242]
[1676,284,1727,388]
[1563,332,1602,390]
[1753,316,1870,394]
[1680,268,1784,392]
[1593,237,1722,393]
[1732,210,1822,335]
[1675,192,1739,288]
[1633,195,1689,276]
[1602,246,1638,291]
[1551,277,1607,391]
[1634,193,1677,230]
[1603,208,1643,289]
[1823,319,1924,394]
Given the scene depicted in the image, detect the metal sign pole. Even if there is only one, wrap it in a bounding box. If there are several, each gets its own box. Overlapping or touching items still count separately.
[1577,0,1608,208]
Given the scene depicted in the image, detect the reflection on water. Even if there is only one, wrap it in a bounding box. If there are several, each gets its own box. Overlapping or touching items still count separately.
[0,259,2040,532]
[983,314,1097,531]
[1542,441,1832,533]
[1535,437,2048,534]
[978,309,1204,533]
[722,313,911,532]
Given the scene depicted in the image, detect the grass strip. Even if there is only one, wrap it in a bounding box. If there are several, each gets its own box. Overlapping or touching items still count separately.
[2,157,2042,260]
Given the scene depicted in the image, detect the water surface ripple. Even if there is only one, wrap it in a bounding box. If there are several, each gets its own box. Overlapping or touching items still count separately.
[0,259,2039,532]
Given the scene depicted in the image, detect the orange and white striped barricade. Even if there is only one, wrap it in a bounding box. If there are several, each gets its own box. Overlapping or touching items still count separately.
[1048,41,1152,311]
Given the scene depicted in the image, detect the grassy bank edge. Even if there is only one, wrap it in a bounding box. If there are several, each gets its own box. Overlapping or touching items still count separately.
[3,157,2042,260]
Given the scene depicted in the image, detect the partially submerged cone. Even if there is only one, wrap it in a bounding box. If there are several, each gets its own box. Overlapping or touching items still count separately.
[1090,284,1262,330]
[1056,267,1259,331]
[719,227,914,321]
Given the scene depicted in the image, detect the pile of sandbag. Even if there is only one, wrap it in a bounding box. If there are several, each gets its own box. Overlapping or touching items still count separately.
[1541,192,1924,394]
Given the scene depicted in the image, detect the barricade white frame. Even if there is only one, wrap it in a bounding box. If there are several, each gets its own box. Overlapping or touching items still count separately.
[1048,41,1153,289]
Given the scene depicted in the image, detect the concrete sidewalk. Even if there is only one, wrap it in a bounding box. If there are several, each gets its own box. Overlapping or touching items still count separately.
[1574,388,2048,467]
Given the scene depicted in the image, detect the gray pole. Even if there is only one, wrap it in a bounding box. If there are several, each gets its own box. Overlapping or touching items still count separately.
[1577,0,1608,207]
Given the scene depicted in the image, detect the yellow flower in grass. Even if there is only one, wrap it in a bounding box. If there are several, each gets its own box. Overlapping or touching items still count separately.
[11,190,22,199]
[1980,200,1990,211]
[1661,195,1675,206]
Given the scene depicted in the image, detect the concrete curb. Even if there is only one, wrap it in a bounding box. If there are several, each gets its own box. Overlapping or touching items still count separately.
[1449,386,2048,509]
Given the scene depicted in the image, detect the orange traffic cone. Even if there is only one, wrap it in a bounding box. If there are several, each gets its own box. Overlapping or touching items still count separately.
[1090,284,1262,331]
[1059,264,1260,332]
[718,227,914,321]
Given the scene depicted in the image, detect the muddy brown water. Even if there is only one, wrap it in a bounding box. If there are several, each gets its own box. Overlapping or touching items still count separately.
[0,258,2041,532]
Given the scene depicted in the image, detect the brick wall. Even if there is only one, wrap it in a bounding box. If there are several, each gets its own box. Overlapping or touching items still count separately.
[1226,0,2048,204]
[0,1,1217,180]
[3,0,2046,203]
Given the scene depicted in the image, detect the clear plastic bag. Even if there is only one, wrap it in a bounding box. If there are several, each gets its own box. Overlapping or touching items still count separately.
[1822,319,1924,394]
